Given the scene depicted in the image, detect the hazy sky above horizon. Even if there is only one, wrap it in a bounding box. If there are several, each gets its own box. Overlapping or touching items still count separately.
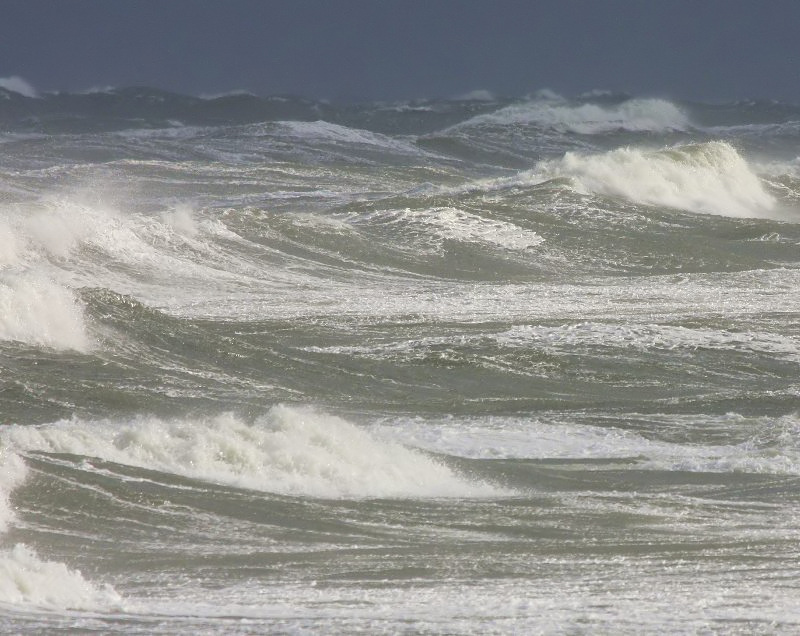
[2,0,799,102]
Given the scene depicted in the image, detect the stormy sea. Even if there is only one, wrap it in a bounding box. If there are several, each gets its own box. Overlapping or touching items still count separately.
[1,86,799,634]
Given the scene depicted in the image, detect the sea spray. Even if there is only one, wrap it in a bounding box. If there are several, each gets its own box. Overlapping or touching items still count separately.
[0,545,121,611]
[537,141,776,217]
[0,275,91,351]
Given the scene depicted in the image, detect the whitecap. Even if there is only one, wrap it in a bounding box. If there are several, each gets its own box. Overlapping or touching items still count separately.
[535,141,776,218]
[0,406,506,499]
[0,545,121,611]
[0,274,92,352]
[452,97,690,134]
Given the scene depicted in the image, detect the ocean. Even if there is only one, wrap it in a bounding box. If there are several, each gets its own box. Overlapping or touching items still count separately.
[1,87,799,633]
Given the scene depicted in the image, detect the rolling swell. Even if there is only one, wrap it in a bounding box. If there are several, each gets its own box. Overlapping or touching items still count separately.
[2,88,800,632]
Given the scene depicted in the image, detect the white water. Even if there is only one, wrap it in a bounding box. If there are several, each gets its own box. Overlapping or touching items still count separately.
[0,406,504,499]
[0,545,121,611]
[0,275,91,351]
[376,412,800,475]
[456,97,691,133]
[536,141,776,218]
[0,446,121,612]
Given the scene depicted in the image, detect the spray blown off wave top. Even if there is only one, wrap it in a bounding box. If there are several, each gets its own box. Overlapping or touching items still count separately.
[1,87,799,634]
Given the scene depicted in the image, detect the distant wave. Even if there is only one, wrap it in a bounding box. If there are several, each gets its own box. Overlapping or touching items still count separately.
[0,76,38,98]
[451,96,692,133]
[4,84,800,139]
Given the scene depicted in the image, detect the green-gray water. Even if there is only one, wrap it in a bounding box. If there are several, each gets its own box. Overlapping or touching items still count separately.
[1,89,799,633]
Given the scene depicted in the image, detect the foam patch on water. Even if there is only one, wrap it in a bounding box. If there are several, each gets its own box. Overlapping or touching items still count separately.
[533,141,776,218]
[1,406,504,499]
[455,97,690,133]
[0,274,92,351]
[495,322,800,360]
[0,544,121,611]
[401,207,544,251]
[376,412,800,475]
[347,207,544,252]
[308,322,800,367]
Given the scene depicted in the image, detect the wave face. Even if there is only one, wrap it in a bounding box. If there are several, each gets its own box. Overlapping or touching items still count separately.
[533,141,777,218]
[1,88,800,634]
[453,96,691,133]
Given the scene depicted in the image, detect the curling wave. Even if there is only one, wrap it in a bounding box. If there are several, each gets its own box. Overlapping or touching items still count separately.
[1,405,504,499]
[536,141,777,218]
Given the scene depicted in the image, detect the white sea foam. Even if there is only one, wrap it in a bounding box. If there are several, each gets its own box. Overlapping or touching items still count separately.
[455,97,690,133]
[0,544,121,611]
[495,322,800,360]
[0,220,22,267]
[402,207,544,251]
[376,412,800,475]
[309,322,800,366]
[534,141,776,218]
[0,274,91,351]
[160,203,199,238]
[0,448,27,534]
[346,207,543,252]
[5,191,268,309]
[1,406,504,499]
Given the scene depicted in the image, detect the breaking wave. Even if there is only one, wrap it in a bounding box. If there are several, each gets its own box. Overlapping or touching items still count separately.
[454,97,691,133]
[0,275,91,351]
[0,545,122,611]
[535,141,777,218]
[1,406,505,499]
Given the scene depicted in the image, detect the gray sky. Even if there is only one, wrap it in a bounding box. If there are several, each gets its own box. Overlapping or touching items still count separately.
[2,0,799,102]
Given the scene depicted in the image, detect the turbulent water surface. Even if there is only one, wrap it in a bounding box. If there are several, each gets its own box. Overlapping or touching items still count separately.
[1,88,799,633]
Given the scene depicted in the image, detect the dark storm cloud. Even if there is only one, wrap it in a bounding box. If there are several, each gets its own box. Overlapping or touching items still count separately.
[2,0,799,101]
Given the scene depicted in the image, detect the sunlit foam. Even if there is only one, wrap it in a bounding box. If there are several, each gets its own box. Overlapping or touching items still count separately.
[160,204,199,238]
[0,221,22,267]
[0,545,121,611]
[0,406,506,499]
[0,274,91,351]
[348,207,544,252]
[375,412,800,475]
[535,141,776,218]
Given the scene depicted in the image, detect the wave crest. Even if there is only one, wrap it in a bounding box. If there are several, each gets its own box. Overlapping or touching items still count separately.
[1,406,505,499]
[0,545,121,611]
[539,141,776,218]
[0,275,91,351]
[455,97,690,134]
